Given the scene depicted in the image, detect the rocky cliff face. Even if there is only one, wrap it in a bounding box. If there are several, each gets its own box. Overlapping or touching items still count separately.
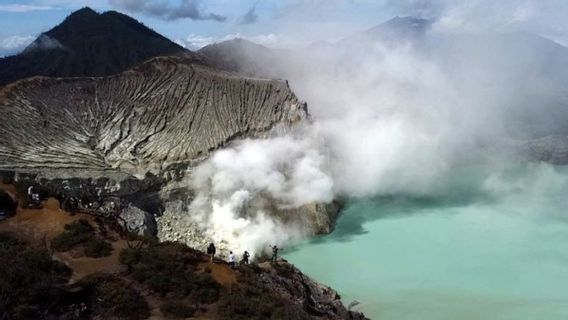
[0,56,305,174]
[255,261,367,320]
[0,55,339,247]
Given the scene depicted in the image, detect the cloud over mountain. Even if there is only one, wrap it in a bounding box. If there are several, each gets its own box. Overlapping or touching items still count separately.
[109,0,226,22]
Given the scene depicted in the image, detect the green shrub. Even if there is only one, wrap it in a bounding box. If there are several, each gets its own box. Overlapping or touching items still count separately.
[83,238,112,258]
[51,219,112,257]
[119,247,142,268]
[51,232,88,252]
[64,219,94,234]
[51,219,94,252]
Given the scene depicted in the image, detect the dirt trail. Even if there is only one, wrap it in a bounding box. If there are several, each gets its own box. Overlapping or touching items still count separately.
[198,261,238,286]
[0,183,235,319]
[0,183,86,241]
[0,183,127,282]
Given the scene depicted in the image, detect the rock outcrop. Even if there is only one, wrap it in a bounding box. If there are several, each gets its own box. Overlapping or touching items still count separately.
[119,203,157,235]
[156,199,342,256]
[256,261,367,319]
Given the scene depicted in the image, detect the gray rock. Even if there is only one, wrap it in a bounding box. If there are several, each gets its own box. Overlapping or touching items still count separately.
[257,261,368,320]
[277,201,342,235]
[524,135,568,165]
[119,204,157,236]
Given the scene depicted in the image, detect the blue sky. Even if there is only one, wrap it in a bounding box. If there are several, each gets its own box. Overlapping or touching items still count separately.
[1,0,568,56]
[0,0,401,56]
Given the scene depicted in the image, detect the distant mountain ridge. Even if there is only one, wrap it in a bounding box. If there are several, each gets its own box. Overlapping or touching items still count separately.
[198,16,434,78]
[0,7,189,86]
[198,38,283,77]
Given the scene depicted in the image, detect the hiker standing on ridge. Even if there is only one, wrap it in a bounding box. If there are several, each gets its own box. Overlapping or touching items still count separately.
[27,185,41,208]
[242,250,250,265]
[207,243,216,263]
[270,245,280,262]
[228,251,236,268]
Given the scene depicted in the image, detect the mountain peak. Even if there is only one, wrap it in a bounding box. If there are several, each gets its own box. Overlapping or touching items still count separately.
[60,7,100,24]
[70,6,98,16]
[360,15,432,40]
[384,16,431,29]
[0,8,189,86]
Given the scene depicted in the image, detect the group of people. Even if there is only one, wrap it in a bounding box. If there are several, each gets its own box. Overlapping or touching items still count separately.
[206,243,281,267]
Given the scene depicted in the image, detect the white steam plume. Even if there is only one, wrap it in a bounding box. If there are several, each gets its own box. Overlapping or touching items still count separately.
[187,133,333,256]
[177,4,568,256]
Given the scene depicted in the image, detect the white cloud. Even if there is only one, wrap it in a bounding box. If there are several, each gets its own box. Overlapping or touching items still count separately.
[0,35,34,57]
[0,4,53,12]
[188,133,334,255]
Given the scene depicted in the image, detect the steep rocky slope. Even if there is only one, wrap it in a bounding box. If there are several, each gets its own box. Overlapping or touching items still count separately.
[0,56,305,174]
[0,54,338,249]
[0,7,188,86]
[0,229,366,320]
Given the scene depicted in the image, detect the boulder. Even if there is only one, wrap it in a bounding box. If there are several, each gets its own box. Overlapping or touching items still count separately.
[119,204,157,236]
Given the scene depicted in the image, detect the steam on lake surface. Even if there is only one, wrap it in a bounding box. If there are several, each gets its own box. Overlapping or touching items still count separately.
[286,163,568,320]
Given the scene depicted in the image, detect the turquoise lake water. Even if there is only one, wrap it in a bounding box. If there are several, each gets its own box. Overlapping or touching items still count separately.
[285,164,568,320]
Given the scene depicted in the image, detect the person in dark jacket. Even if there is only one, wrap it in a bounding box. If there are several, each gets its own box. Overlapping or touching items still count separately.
[207,243,216,263]
[270,245,279,262]
[242,251,250,265]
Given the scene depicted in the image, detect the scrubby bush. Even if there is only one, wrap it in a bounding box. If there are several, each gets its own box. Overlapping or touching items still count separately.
[80,274,150,320]
[83,237,112,257]
[51,219,94,252]
[191,273,221,303]
[273,261,297,278]
[119,247,142,270]
[0,232,71,319]
[120,241,220,303]
[145,273,170,294]
[51,219,113,257]
[117,239,321,319]
[50,231,88,252]
[217,280,309,320]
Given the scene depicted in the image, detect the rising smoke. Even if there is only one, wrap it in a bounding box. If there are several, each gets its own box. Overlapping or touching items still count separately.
[180,1,568,257]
